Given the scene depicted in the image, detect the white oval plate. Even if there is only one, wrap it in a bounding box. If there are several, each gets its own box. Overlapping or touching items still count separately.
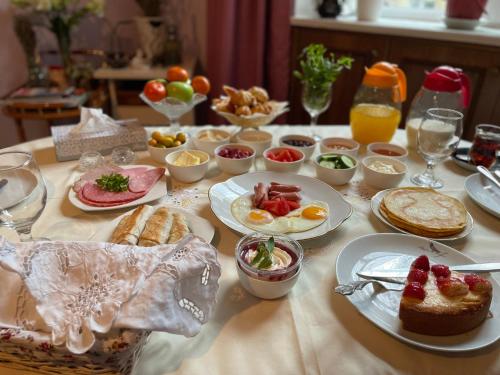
[336,233,499,352]
[465,173,500,219]
[89,205,215,244]
[68,165,167,212]
[208,171,352,241]
[371,188,473,241]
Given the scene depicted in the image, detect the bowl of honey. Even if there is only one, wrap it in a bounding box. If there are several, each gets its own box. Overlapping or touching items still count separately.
[367,142,408,160]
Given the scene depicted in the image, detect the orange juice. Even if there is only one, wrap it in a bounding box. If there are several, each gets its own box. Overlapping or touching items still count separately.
[350,104,401,144]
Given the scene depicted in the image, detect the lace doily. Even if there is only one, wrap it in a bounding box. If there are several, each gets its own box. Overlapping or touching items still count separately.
[0,235,220,354]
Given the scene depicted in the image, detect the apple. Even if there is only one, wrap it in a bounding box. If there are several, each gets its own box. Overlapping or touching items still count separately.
[167,81,194,103]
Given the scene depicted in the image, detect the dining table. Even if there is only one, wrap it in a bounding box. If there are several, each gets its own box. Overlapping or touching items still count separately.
[0,125,499,375]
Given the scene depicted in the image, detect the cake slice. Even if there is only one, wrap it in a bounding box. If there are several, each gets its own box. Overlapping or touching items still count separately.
[399,255,492,336]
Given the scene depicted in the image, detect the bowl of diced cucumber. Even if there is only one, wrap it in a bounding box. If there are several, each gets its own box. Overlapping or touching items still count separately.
[314,153,358,186]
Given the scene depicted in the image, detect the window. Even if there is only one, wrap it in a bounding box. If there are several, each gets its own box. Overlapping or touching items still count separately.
[382,0,446,21]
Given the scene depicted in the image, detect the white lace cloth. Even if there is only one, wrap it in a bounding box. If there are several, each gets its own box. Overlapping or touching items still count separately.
[0,235,220,354]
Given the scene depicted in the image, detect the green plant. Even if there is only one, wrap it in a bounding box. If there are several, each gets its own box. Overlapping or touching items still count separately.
[293,43,353,89]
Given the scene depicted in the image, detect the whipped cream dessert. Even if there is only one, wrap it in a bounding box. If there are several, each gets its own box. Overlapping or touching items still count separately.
[245,246,292,271]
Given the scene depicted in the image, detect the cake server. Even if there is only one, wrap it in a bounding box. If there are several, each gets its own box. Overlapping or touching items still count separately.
[357,263,500,282]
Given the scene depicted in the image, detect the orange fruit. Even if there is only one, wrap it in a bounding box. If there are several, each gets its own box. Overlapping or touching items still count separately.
[191,75,211,95]
[166,66,189,82]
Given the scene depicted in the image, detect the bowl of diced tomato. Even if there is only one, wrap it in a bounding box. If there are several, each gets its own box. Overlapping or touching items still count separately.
[263,147,305,173]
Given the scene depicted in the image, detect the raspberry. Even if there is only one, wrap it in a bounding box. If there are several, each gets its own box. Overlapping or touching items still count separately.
[437,277,469,297]
[464,274,492,294]
[403,282,426,300]
[411,255,430,271]
[431,264,451,278]
[407,268,428,284]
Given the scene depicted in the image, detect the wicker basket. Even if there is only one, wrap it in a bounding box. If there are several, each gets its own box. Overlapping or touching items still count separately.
[212,101,289,128]
[0,327,150,374]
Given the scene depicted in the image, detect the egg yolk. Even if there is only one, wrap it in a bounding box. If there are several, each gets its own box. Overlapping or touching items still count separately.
[247,209,274,224]
[302,206,327,220]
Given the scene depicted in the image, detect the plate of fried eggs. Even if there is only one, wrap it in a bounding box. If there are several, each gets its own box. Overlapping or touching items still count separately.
[209,172,353,240]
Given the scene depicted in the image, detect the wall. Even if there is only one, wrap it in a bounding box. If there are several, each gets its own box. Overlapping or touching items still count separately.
[0,0,206,148]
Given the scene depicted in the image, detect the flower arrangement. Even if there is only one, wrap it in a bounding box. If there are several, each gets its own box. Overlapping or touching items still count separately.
[11,0,105,79]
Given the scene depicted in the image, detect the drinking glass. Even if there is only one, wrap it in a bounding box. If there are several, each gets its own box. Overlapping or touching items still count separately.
[0,151,47,241]
[301,81,332,140]
[411,108,463,189]
[468,124,500,169]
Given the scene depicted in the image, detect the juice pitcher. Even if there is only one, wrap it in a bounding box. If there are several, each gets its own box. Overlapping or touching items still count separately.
[405,66,470,149]
[350,62,406,144]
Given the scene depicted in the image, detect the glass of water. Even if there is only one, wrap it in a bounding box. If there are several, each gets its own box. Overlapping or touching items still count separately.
[411,108,463,189]
[302,81,332,141]
[0,151,47,241]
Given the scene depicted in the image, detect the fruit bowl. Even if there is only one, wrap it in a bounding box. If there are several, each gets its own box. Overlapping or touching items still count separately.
[140,92,207,132]
[211,100,289,129]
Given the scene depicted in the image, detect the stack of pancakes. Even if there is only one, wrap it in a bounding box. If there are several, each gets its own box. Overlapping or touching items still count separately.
[380,188,467,238]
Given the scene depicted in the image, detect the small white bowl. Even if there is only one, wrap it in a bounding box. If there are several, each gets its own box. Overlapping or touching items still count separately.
[165,149,209,183]
[148,143,186,164]
[236,262,302,299]
[278,134,316,161]
[367,142,408,160]
[314,152,358,186]
[320,137,360,157]
[214,143,255,175]
[235,130,273,156]
[193,129,231,155]
[362,156,407,189]
[263,147,305,173]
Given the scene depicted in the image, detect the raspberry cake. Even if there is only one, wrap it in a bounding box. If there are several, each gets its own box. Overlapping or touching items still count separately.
[399,255,492,336]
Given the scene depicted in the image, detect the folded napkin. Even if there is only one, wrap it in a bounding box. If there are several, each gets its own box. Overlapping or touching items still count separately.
[0,235,220,354]
[70,107,120,135]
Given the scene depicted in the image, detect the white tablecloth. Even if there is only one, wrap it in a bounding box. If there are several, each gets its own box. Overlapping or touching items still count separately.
[1,126,499,375]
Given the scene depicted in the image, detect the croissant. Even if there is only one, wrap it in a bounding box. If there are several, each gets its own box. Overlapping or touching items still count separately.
[249,86,269,103]
[214,98,233,113]
[251,102,272,115]
[235,105,252,116]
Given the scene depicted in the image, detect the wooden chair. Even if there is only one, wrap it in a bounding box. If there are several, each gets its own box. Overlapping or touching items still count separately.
[3,101,81,142]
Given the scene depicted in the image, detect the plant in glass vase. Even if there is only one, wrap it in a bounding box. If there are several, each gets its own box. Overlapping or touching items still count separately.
[294,44,353,139]
[11,0,105,84]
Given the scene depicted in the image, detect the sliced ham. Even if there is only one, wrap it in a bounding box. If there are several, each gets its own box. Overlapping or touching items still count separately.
[128,167,165,193]
[82,183,145,204]
[73,165,123,193]
[77,188,140,207]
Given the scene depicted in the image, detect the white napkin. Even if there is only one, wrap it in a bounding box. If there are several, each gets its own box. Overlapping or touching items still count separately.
[70,107,120,135]
[0,235,220,354]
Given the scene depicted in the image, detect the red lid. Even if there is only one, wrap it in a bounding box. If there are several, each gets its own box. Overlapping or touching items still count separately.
[423,66,471,108]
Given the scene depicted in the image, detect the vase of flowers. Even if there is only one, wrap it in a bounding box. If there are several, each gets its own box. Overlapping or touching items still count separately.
[11,0,104,83]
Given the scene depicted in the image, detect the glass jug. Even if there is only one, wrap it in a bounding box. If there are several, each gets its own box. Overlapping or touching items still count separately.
[406,66,470,149]
[350,62,407,144]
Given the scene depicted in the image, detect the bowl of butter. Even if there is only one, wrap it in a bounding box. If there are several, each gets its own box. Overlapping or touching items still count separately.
[165,149,210,183]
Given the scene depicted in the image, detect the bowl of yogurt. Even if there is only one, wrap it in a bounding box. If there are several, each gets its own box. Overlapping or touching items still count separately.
[235,232,303,299]
[362,155,407,189]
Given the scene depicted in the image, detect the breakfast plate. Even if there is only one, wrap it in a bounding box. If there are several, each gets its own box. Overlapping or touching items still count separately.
[465,173,500,218]
[371,188,473,241]
[208,171,352,241]
[336,233,500,352]
[68,165,167,212]
[89,205,215,244]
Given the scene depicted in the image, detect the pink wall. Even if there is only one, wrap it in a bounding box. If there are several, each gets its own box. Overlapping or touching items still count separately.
[0,0,206,148]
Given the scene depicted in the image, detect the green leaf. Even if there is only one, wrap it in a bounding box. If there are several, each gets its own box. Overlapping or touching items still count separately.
[259,257,273,269]
[266,237,275,254]
[95,173,129,192]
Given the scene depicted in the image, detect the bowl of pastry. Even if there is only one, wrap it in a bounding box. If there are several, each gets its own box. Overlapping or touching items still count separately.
[211,85,289,128]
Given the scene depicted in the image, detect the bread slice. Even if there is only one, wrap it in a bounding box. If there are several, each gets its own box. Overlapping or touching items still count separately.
[110,205,154,245]
[138,207,173,247]
[167,213,190,244]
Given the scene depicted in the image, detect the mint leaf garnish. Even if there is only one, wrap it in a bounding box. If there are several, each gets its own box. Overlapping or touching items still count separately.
[251,237,275,270]
[96,173,129,192]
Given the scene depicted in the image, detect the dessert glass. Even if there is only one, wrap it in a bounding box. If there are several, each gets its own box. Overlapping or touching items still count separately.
[235,232,303,299]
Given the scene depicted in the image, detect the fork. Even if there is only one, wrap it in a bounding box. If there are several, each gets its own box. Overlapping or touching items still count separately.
[335,280,404,296]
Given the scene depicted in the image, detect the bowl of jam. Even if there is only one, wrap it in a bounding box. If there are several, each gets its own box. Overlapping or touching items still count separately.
[279,135,317,160]
[235,232,303,299]
[367,142,408,160]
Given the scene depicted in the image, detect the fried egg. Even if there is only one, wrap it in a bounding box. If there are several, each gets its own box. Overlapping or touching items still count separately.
[231,195,329,234]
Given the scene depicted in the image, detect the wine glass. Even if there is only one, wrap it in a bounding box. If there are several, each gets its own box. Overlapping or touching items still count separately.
[301,81,332,141]
[411,108,463,189]
[0,151,47,241]
[140,93,206,132]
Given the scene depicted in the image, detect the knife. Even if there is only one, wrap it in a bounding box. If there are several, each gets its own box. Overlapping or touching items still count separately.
[477,166,500,189]
[357,263,500,283]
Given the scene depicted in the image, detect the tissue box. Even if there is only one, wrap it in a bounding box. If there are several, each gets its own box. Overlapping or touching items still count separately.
[0,327,149,375]
[51,123,147,162]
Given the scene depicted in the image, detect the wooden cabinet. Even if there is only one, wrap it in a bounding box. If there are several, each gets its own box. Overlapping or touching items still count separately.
[289,26,500,140]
